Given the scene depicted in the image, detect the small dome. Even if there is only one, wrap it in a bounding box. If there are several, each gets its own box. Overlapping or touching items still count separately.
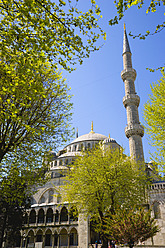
[71,132,108,144]
[103,138,117,144]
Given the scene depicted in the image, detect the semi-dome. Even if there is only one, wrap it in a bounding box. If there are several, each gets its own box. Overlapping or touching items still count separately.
[103,137,117,144]
[71,132,108,144]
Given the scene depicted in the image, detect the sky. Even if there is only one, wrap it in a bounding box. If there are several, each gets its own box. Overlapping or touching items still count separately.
[63,0,165,162]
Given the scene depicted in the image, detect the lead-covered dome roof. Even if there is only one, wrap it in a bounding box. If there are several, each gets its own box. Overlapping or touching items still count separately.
[71,132,108,144]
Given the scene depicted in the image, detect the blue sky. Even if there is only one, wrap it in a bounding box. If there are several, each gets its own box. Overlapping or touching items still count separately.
[63,0,165,162]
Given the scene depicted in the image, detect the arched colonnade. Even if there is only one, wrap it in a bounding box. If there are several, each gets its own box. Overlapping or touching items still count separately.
[22,227,78,248]
[25,206,78,226]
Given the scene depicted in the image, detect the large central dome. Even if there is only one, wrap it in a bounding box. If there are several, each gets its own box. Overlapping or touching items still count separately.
[71,131,108,144]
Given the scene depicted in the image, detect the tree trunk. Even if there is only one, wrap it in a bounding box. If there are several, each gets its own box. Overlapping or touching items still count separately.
[0,211,7,248]
[101,236,108,248]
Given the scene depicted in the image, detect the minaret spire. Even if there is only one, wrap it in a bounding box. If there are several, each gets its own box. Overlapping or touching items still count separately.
[121,25,144,162]
[123,23,131,55]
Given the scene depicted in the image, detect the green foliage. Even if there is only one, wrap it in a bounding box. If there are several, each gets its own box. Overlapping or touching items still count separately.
[0,0,105,72]
[0,56,72,176]
[61,144,148,246]
[0,46,72,248]
[110,0,165,34]
[103,206,160,248]
[143,72,165,169]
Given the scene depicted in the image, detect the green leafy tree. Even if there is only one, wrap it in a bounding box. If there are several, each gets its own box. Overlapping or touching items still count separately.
[110,0,164,38]
[104,206,160,248]
[0,57,72,175]
[61,145,148,248]
[0,0,105,72]
[0,55,73,246]
[143,72,165,170]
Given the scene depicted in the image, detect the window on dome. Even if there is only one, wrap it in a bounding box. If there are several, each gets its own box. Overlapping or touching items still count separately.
[81,144,84,151]
[65,159,68,165]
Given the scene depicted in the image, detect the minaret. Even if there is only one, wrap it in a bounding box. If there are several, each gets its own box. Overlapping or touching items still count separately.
[121,24,144,161]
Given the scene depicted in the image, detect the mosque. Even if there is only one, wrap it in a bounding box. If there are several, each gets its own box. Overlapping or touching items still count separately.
[19,28,165,248]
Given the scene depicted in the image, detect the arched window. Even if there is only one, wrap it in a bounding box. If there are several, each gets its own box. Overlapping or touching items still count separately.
[48,190,54,203]
[65,159,68,165]
[59,229,68,246]
[46,208,53,223]
[88,143,91,148]
[55,210,59,223]
[54,232,58,246]
[45,229,52,246]
[38,209,45,223]
[70,228,78,246]
[60,207,68,222]
[29,210,36,224]
[59,160,62,166]
[81,143,84,151]
[27,230,35,244]
[36,230,43,242]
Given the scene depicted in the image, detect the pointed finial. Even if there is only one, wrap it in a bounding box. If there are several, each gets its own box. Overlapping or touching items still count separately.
[90,121,94,133]
[109,133,110,138]
[123,23,131,55]
[76,128,78,138]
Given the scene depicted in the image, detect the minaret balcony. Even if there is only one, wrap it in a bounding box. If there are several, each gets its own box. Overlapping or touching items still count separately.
[121,68,136,81]
[123,94,140,107]
[125,123,144,138]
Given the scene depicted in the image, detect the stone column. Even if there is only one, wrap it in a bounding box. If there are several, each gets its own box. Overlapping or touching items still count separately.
[42,235,45,248]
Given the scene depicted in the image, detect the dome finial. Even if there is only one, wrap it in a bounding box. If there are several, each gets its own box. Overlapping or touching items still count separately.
[109,133,110,138]
[90,121,94,133]
[124,22,126,31]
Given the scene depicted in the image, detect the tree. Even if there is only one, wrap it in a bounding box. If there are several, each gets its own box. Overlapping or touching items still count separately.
[61,145,148,248]
[0,166,33,248]
[110,0,165,38]
[103,206,160,248]
[143,72,165,170]
[0,55,73,246]
[0,56,72,175]
[0,0,105,72]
